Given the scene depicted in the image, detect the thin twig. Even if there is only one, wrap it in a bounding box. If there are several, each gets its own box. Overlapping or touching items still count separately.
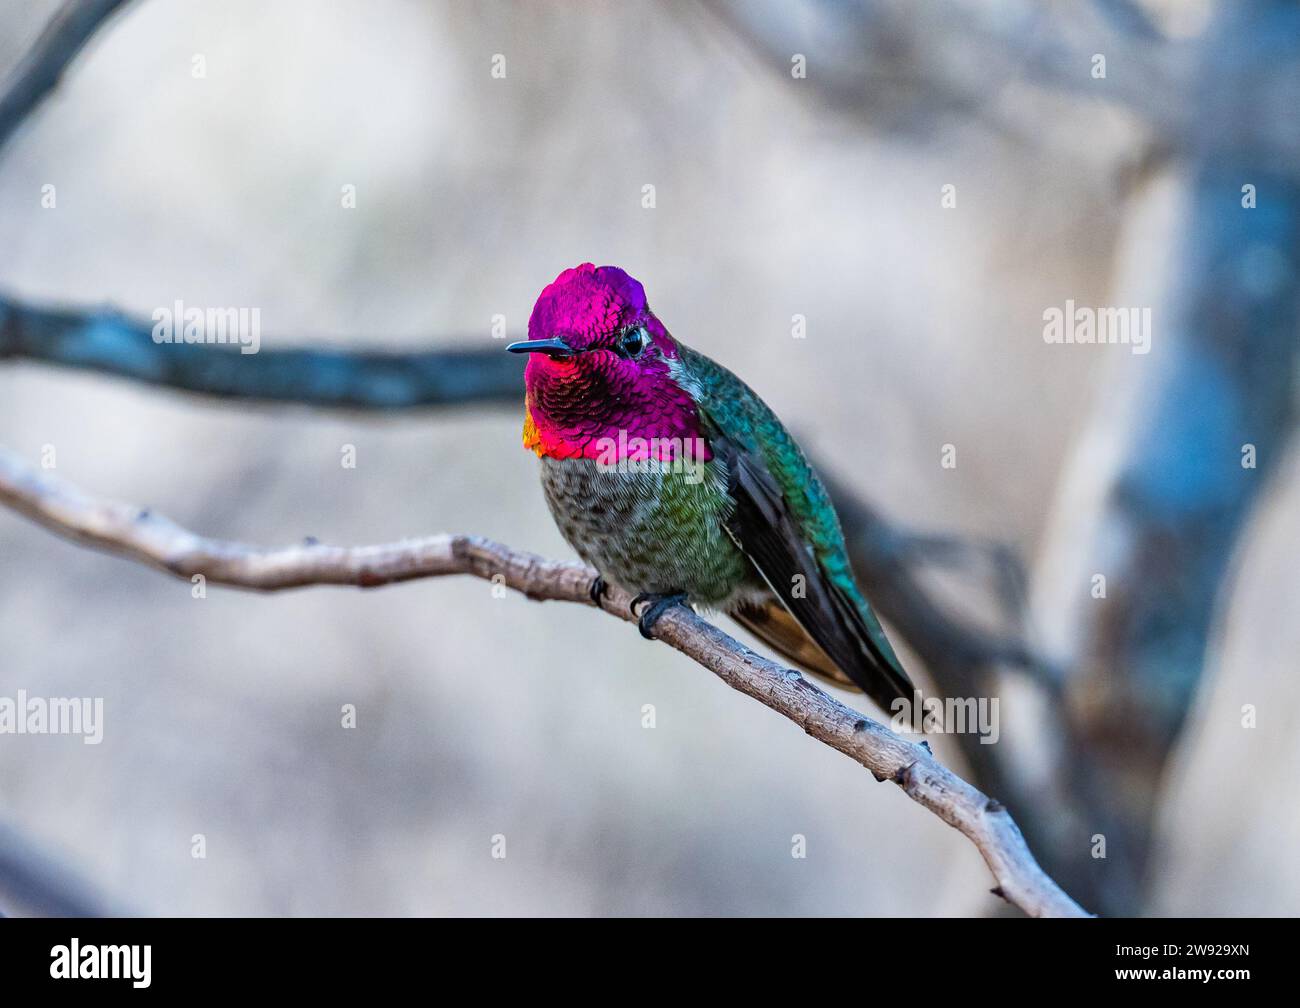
[0,446,1089,917]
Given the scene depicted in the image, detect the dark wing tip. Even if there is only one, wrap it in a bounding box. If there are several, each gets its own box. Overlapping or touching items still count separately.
[718,437,915,715]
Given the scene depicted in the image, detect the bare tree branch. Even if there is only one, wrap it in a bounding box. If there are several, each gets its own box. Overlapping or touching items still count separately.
[0,295,523,409]
[0,0,133,155]
[0,445,1089,918]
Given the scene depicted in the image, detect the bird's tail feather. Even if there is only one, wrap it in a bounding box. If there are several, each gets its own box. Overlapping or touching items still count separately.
[731,596,917,726]
[731,598,856,689]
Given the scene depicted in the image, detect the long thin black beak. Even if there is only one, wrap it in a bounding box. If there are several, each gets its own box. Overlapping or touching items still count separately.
[505,336,576,358]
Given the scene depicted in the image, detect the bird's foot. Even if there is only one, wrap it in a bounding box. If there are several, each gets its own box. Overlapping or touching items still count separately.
[629,591,690,640]
[588,574,609,607]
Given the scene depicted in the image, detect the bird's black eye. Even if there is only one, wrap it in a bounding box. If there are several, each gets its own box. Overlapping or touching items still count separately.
[619,325,647,358]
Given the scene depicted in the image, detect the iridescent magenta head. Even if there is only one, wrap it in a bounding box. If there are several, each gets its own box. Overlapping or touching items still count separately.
[510,264,706,461]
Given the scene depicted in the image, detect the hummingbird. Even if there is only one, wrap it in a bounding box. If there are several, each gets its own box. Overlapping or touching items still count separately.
[508,263,913,713]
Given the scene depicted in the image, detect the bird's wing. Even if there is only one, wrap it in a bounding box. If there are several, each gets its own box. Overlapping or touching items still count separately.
[677,346,914,713]
[714,434,914,712]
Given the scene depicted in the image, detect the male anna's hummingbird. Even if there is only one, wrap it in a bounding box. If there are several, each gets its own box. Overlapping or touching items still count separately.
[508,264,913,712]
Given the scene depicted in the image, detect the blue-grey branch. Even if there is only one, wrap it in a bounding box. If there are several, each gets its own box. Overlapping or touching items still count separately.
[0,0,133,154]
[0,295,524,409]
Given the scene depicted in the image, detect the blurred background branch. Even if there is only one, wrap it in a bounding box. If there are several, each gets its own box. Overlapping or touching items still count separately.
[0,295,523,409]
[0,816,113,917]
[0,0,131,154]
[703,0,1300,169]
[701,0,1185,152]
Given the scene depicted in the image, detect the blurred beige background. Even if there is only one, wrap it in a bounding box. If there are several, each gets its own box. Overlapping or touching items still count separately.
[0,0,1294,915]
